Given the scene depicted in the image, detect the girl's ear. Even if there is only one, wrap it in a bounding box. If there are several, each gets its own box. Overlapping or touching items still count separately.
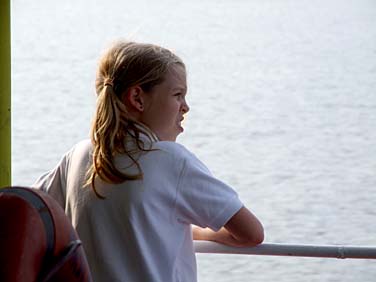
[125,86,145,112]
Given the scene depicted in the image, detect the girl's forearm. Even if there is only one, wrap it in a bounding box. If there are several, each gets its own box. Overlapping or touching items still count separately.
[192,226,257,247]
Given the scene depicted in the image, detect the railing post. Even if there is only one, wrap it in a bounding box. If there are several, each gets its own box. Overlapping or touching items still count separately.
[0,0,12,187]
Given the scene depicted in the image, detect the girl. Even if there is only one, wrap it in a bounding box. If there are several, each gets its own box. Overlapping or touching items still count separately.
[34,41,264,282]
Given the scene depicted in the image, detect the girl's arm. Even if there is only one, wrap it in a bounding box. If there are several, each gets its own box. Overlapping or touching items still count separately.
[192,206,264,247]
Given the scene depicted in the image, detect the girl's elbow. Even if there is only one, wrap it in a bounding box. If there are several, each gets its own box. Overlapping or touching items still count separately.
[246,226,264,246]
[253,231,264,245]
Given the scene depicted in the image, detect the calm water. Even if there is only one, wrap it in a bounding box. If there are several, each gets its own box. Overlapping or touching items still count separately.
[12,0,376,281]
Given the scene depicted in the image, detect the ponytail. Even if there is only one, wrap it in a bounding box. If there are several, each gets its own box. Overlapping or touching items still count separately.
[86,81,152,199]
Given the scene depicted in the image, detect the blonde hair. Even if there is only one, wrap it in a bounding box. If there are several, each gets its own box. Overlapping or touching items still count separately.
[87,41,184,198]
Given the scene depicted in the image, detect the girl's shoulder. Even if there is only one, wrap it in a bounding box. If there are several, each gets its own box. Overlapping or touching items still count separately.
[153,141,196,162]
[74,139,92,151]
[152,141,208,172]
[62,139,92,163]
[69,139,92,155]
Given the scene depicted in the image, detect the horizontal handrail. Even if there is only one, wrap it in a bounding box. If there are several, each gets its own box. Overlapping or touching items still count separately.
[194,241,376,259]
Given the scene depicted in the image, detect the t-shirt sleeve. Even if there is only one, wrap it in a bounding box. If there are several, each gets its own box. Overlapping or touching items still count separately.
[174,152,243,231]
[32,153,70,209]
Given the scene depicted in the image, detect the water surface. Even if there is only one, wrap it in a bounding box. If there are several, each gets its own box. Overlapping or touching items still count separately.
[12,0,376,281]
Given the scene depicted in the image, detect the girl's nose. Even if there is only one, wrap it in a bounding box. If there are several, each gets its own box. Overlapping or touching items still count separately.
[182,100,190,113]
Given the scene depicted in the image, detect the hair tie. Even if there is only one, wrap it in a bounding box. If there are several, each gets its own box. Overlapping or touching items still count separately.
[103,78,114,88]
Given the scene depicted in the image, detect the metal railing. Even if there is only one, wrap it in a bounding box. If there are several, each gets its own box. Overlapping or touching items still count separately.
[194,241,376,259]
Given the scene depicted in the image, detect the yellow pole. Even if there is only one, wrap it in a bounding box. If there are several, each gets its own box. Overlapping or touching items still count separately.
[0,0,11,187]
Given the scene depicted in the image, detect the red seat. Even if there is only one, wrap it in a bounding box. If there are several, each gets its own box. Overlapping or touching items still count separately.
[0,187,92,282]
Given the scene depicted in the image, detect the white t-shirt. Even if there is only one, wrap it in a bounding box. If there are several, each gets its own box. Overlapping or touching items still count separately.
[33,136,243,282]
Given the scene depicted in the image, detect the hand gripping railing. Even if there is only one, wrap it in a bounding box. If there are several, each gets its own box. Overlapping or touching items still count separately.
[194,241,376,259]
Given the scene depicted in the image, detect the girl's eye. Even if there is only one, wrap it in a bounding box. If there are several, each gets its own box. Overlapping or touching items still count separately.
[174,93,182,97]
